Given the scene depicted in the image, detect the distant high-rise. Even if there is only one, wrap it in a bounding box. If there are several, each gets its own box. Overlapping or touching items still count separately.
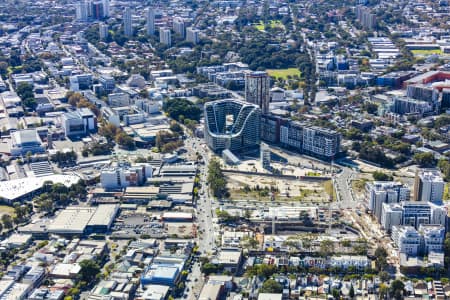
[91,1,104,19]
[356,6,376,29]
[76,1,88,21]
[102,0,110,17]
[99,23,108,40]
[245,71,270,114]
[186,27,200,44]
[159,28,171,47]
[86,0,93,17]
[146,8,155,35]
[173,18,185,38]
[260,142,271,169]
[123,7,133,37]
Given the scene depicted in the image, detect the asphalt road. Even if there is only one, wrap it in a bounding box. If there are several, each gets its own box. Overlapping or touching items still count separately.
[183,136,217,300]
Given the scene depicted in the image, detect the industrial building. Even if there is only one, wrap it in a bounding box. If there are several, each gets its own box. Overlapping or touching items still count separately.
[204,99,261,152]
[48,204,119,236]
[141,254,187,287]
[10,129,45,157]
[0,174,80,203]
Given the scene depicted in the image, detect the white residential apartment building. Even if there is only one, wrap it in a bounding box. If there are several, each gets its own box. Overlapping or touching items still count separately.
[159,28,171,46]
[366,181,410,222]
[392,224,445,256]
[413,168,444,203]
[391,226,421,256]
[381,201,447,232]
[186,27,200,44]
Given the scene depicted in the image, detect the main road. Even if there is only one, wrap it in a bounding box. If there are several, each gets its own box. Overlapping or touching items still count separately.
[183,136,218,300]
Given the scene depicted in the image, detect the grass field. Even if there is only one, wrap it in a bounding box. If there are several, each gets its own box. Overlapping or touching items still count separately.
[254,20,285,31]
[322,180,336,201]
[411,49,443,56]
[0,205,15,217]
[267,68,301,79]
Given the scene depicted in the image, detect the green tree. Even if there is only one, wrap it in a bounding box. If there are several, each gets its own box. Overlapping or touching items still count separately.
[1,214,12,229]
[79,260,100,283]
[68,92,84,107]
[201,263,220,275]
[389,280,404,300]
[16,82,36,109]
[444,233,450,267]
[379,271,390,283]
[363,102,378,114]
[413,152,436,167]
[319,239,333,257]
[163,98,201,122]
[349,284,355,299]
[379,283,388,300]
[372,171,393,181]
[260,279,283,293]
[375,247,388,271]
[332,288,340,300]
[207,159,228,198]
[115,132,135,150]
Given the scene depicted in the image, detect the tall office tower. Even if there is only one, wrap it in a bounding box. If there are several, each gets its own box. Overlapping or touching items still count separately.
[245,71,270,114]
[123,7,133,37]
[159,28,171,47]
[102,0,110,17]
[99,23,108,40]
[413,169,444,203]
[173,18,185,38]
[146,8,155,35]
[76,1,88,21]
[186,27,200,44]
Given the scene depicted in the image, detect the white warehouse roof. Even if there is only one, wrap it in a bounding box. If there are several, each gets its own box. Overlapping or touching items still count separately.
[0,174,80,202]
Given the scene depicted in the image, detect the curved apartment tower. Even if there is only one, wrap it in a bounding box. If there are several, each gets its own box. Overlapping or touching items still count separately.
[204,99,261,152]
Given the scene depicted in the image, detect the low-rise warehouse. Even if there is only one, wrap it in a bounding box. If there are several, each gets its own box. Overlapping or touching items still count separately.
[48,205,119,236]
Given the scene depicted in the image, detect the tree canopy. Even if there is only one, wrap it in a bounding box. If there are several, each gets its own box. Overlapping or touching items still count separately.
[16,82,36,109]
[163,98,201,122]
[260,279,283,293]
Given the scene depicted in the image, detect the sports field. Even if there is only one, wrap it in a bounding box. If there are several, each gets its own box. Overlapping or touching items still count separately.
[267,68,301,79]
